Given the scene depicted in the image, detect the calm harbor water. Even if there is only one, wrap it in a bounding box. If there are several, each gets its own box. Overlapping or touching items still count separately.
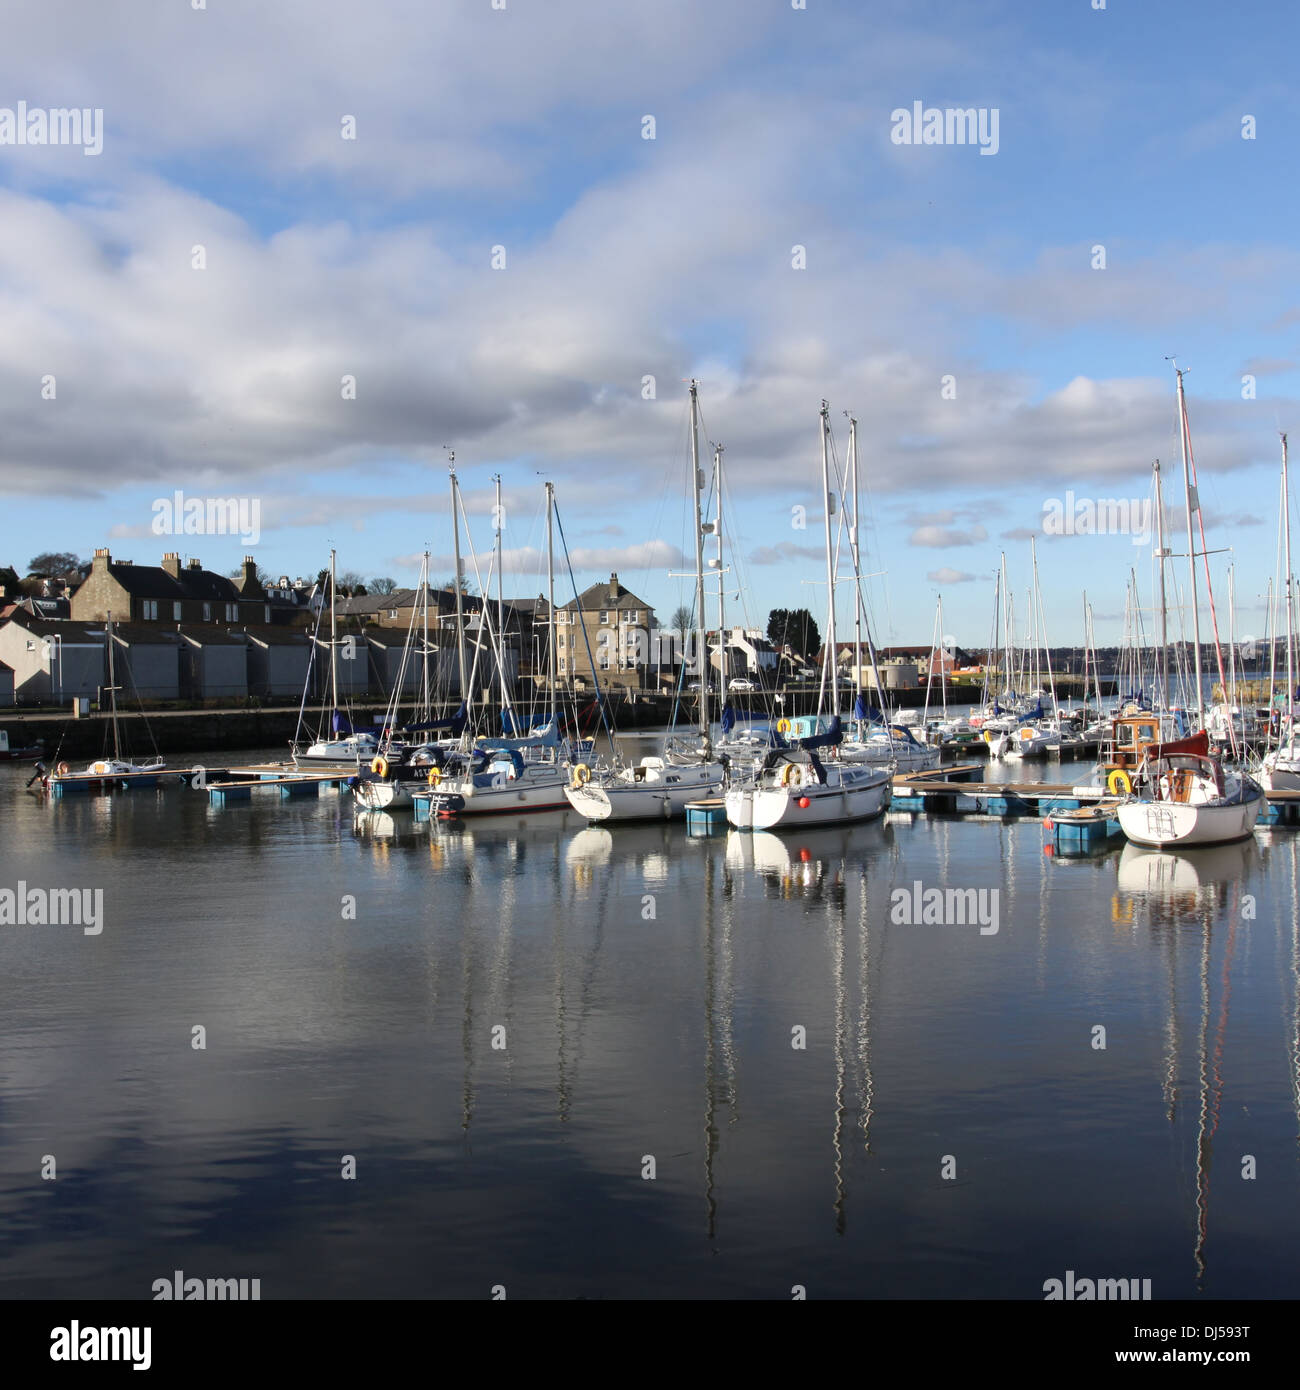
[2,743,1299,1300]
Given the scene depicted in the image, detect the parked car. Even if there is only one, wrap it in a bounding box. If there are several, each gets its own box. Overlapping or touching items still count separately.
[728,677,756,692]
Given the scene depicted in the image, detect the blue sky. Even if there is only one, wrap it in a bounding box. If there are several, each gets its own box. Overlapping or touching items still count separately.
[1,0,1297,651]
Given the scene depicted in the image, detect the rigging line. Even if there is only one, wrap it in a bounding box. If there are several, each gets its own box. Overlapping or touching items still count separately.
[552,501,619,759]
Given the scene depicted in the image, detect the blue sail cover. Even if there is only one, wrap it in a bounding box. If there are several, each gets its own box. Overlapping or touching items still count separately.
[403,702,467,735]
[721,703,736,734]
[797,715,843,751]
[478,717,560,752]
[853,694,866,720]
[331,710,354,734]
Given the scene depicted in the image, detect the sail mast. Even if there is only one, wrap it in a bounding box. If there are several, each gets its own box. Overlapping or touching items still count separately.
[448,460,468,712]
[820,400,837,713]
[545,481,556,727]
[1283,433,1294,734]
[688,381,709,745]
[714,443,726,690]
[849,414,863,714]
[107,610,120,760]
[329,548,338,717]
[495,474,505,708]
[1153,460,1169,710]
[1175,367,1204,727]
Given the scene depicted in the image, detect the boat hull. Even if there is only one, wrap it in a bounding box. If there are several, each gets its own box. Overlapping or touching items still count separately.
[1117,787,1263,847]
[565,765,725,822]
[725,768,891,830]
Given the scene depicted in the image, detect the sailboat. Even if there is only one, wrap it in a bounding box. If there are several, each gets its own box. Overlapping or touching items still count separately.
[565,382,725,821]
[725,402,891,830]
[45,612,168,790]
[352,552,467,810]
[419,478,571,816]
[1116,367,1263,847]
[834,413,940,773]
[295,549,378,765]
[1260,432,1300,790]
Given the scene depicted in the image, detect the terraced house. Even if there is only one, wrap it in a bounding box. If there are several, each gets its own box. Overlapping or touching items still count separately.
[71,550,281,626]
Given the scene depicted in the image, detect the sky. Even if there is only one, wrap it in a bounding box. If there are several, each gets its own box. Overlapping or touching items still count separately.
[2,0,1298,652]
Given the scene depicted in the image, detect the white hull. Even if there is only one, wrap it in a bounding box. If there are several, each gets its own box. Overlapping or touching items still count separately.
[353,779,415,810]
[422,765,570,816]
[565,764,724,822]
[1259,750,1300,791]
[726,765,891,830]
[838,741,940,772]
[1117,787,1262,847]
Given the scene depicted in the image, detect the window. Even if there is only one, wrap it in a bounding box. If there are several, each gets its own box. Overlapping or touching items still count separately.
[599,610,608,624]
[142,600,158,620]
[226,604,238,621]
[264,605,271,622]
[173,602,183,621]
[623,609,635,622]
[203,603,211,621]
[559,657,566,672]
[558,636,565,650]
[388,609,398,620]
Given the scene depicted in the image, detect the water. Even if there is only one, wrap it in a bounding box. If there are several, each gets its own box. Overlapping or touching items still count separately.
[1,746,1298,1300]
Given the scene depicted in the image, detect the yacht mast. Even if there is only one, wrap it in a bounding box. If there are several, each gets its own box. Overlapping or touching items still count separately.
[106,609,120,760]
[1283,433,1294,735]
[448,458,468,709]
[329,548,338,717]
[1153,460,1169,709]
[545,481,557,727]
[1175,367,1204,727]
[849,414,863,713]
[820,401,837,714]
[688,381,709,746]
[714,443,726,688]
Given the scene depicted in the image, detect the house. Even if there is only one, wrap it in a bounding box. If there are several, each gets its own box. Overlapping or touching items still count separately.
[556,573,658,692]
[71,550,277,626]
[243,628,313,700]
[178,627,248,701]
[709,628,779,679]
[0,613,106,703]
[366,629,421,698]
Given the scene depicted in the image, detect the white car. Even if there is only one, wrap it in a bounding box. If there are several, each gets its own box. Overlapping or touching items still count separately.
[728,678,756,691]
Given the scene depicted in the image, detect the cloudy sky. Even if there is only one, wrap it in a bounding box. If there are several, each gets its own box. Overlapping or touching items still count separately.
[2,0,1297,648]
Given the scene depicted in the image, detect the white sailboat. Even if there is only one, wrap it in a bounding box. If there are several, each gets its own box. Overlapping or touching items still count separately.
[566,382,724,821]
[46,612,167,789]
[422,477,570,817]
[1260,432,1300,790]
[726,402,891,830]
[1116,367,1263,847]
[296,549,378,765]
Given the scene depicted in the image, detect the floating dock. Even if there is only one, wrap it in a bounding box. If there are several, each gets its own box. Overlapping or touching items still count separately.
[685,798,729,833]
[47,768,195,796]
[202,766,356,807]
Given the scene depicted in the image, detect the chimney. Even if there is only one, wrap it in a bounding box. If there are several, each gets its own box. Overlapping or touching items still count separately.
[188,558,203,571]
[162,552,181,577]
[92,547,112,567]
[609,571,620,600]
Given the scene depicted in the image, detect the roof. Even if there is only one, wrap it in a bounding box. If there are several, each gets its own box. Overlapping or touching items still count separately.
[239,625,313,646]
[1,613,106,644]
[175,626,248,646]
[561,574,654,613]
